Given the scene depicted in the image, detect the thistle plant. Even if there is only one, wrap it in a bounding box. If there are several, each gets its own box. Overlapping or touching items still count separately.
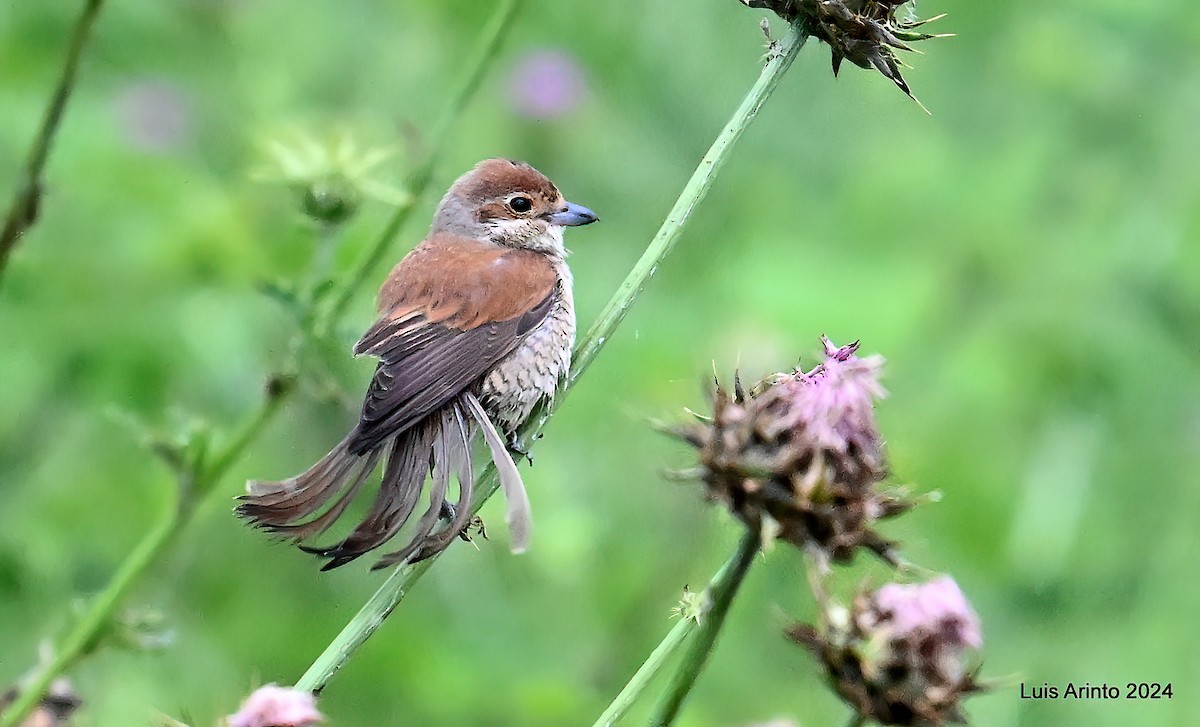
[598,337,989,726]
[226,685,324,727]
[250,130,410,228]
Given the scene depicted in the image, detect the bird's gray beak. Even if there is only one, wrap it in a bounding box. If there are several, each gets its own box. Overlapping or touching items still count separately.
[547,202,598,227]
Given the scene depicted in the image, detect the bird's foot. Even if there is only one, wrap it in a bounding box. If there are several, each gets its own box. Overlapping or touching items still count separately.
[507,433,542,466]
[458,516,488,545]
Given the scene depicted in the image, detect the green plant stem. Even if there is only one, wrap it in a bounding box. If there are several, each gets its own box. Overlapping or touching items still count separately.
[649,531,760,726]
[322,0,526,329]
[295,558,433,694]
[570,24,808,385]
[0,517,178,727]
[0,0,106,284]
[294,21,809,697]
[0,386,291,727]
[594,621,692,727]
[592,532,762,727]
[193,378,293,499]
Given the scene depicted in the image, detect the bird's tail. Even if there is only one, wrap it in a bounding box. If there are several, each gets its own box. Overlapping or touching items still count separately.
[236,433,382,541]
[236,393,532,571]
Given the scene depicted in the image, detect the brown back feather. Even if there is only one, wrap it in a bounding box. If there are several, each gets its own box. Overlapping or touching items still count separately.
[375,232,558,325]
[350,233,560,454]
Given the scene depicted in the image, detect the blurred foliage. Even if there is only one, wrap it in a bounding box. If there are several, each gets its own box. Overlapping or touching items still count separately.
[1,1,1198,725]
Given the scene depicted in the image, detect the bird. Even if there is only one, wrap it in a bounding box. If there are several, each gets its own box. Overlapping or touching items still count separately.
[236,158,598,570]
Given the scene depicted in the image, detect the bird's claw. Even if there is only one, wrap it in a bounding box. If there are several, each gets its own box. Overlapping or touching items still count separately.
[458,516,487,545]
[507,436,535,466]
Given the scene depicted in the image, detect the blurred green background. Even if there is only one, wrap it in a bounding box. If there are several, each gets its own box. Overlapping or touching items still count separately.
[2,1,1198,725]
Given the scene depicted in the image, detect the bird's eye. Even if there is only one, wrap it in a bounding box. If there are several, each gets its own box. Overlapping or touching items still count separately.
[509,196,533,213]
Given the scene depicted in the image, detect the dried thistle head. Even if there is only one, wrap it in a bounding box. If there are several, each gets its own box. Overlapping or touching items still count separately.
[788,577,985,726]
[669,337,911,564]
[740,0,947,104]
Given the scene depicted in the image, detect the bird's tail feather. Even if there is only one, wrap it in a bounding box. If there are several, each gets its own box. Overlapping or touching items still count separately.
[239,395,529,570]
[236,435,381,539]
[462,391,531,554]
[375,403,476,568]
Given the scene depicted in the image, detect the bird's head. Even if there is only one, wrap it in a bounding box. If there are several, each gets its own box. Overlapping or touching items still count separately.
[432,158,597,254]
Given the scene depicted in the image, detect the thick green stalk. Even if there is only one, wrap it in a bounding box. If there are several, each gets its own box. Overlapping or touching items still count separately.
[294,22,809,696]
[322,0,526,328]
[648,531,760,725]
[592,532,763,727]
[0,0,106,284]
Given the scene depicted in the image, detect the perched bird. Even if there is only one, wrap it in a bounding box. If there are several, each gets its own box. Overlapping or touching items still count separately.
[237,158,597,570]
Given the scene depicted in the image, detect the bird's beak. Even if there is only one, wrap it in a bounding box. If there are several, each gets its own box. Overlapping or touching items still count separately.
[547,202,598,227]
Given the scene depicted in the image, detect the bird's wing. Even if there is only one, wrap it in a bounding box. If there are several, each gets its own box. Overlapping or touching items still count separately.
[347,233,558,454]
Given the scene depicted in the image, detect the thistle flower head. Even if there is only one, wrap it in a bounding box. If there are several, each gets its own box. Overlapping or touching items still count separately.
[227,684,323,727]
[788,577,985,726]
[669,337,911,564]
[740,0,948,104]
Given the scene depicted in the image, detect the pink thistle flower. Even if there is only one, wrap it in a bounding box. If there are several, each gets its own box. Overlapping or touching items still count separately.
[227,685,323,727]
[875,576,983,651]
[789,576,986,726]
[668,337,910,563]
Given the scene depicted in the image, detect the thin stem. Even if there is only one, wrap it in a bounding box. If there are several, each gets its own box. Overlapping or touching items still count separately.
[569,24,809,385]
[0,0,106,284]
[593,533,764,727]
[593,620,692,727]
[0,512,179,727]
[321,0,526,329]
[0,380,289,727]
[294,22,809,696]
[648,531,760,726]
[295,558,434,693]
[193,376,294,498]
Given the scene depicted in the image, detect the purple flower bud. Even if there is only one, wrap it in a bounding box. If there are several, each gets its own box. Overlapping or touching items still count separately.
[227,684,323,727]
[506,49,586,119]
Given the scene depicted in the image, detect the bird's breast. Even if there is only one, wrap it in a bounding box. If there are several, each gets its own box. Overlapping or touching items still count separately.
[480,263,575,436]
